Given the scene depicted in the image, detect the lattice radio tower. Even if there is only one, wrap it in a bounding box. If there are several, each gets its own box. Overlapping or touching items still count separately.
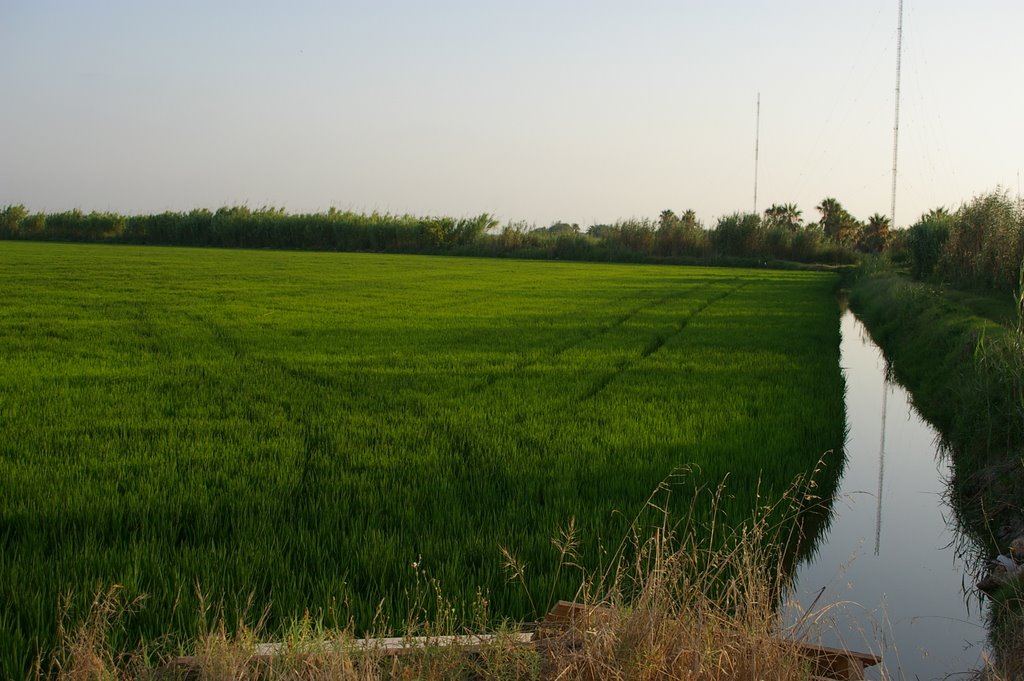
[753,93,761,214]
[890,0,904,226]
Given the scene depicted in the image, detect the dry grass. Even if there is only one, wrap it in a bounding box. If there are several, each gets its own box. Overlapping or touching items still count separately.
[528,479,823,681]
[44,586,150,681]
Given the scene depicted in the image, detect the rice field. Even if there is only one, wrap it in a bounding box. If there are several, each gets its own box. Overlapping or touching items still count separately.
[0,242,845,677]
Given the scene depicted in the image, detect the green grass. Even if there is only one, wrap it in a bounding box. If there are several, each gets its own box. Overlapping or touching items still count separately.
[0,242,845,678]
[849,272,1024,527]
[943,287,1018,328]
[848,272,1019,451]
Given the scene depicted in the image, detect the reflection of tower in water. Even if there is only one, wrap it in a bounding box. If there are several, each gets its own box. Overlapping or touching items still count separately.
[875,375,889,556]
[875,0,901,554]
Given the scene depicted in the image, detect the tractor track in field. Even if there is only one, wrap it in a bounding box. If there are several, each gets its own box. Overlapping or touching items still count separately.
[581,281,748,401]
[182,310,352,393]
[428,283,746,482]
[181,311,247,358]
[467,283,715,394]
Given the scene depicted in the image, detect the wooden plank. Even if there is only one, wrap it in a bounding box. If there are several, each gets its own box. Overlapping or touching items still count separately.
[787,640,881,680]
[542,600,612,625]
[169,632,535,669]
[789,640,882,666]
[254,632,534,657]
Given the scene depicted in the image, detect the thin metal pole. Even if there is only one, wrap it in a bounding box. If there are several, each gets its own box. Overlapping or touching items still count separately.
[890,0,904,226]
[754,93,760,214]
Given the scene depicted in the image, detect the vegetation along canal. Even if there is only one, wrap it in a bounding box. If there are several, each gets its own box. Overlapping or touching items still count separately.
[792,304,986,679]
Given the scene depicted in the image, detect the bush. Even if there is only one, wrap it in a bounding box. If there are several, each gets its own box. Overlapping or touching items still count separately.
[713,213,762,257]
[906,191,1024,292]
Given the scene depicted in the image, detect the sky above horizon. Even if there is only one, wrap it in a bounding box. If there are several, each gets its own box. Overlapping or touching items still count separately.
[1,1,1021,229]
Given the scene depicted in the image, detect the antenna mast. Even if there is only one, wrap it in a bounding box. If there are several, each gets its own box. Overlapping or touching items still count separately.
[890,0,904,226]
[754,92,761,214]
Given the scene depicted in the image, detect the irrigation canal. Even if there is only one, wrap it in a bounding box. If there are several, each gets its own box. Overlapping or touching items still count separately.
[791,306,987,680]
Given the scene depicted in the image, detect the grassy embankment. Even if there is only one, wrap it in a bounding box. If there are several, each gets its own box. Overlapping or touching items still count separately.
[0,242,846,678]
[849,272,1022,531]
[849,270,1024,675]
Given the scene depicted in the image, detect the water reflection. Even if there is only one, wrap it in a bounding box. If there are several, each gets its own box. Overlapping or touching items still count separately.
[875,380,887,557]
[790,308,986,680]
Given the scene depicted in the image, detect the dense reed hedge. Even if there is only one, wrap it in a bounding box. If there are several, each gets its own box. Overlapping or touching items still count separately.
[0,205,858,266]
[899,190,1024,293]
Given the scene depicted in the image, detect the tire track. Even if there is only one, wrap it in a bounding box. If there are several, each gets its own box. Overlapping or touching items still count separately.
[181,311,246,358]
[468,283,712,394]
[581,281,749,401]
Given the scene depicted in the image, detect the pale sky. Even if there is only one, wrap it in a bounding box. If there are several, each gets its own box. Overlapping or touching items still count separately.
[1,1,1021,228]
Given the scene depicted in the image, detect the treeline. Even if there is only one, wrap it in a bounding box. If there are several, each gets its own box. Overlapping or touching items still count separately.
[896,189,1024,292]
[0,205,496,252]
[0,201,872,265]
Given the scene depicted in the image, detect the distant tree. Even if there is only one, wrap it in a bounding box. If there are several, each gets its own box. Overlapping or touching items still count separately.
[904,207,953,279]
[858,213,890,253]
[939,190,1023,290]
[656,208,707,257]
[494,221,524,248]
[21,212,46,237]
[791,226,824,261]
[763,203,802,231]
[602,218,656,253]
[816,197,861,245]
[0,204,27,238]
[713,212,762,256]
[816,198,842,240]
[545,221,580,235]
[840,220,863,246]
[448,213,499,245]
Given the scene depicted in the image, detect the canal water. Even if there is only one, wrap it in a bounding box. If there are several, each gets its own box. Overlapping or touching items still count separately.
[790,307,987,679]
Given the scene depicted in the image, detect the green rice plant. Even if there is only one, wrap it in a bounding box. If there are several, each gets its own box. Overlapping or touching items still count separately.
[0,242,845,678]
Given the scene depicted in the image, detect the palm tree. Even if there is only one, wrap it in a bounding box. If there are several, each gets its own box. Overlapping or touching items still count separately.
[680,209,699,228]
[817,197,860,243]
[816,197,842,240]
[859,213,891,253]
[922,206,950,222]
[765,203,803,231]
[658,210,679,231]
[781,203,802,229]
